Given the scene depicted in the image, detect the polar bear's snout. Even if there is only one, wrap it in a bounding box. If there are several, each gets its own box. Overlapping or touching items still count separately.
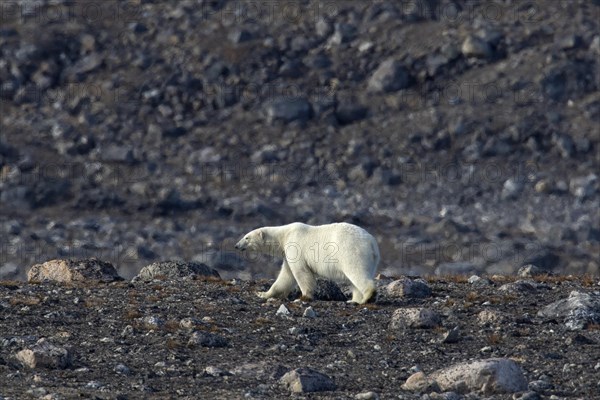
[234,239,245,251]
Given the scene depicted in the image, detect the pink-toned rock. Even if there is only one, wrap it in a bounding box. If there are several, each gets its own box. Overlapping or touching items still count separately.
[16,338,72,369]
[27,258,122,283]
[280,368,336,393]
[403,358,527,395]
[390,307,441,329]
[401,371,440,392]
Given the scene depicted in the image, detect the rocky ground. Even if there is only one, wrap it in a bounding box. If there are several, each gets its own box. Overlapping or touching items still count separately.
[1,260,599,399]
[0,0,599,281]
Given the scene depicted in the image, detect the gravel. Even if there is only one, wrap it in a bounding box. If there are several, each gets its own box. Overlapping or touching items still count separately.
[1,274,599,398]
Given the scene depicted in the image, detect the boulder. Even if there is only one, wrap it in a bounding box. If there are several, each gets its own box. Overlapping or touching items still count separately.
[27,258,122,283]
[538,291,600,330]
[367,59,411,93]
[133,261,220,282]
[390,308,441,329]
[403,358,527,395]
[386,277,432,298]
[16,338,72,369]
[280,367,336,393]
[265,97,312,124]
[430,358,527,394]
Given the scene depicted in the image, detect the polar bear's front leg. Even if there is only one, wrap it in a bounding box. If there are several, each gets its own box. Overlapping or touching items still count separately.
[288,262,317,301]
[257,260,297,299]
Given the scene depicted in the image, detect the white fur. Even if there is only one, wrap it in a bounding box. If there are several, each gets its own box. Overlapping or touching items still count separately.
[235,222,380,304]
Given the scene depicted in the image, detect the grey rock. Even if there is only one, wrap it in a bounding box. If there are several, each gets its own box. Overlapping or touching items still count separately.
[538,291,600,330]
[315,18,332,37]
[569,174,598,199]
[188,331,228,348]
[86,381,103,389]
[121,325,134,337]
[329,23,357,45]
[501,178,523,200]
[140,316,164,330]
[68,53,103,77]
[290,36,311,53]
[499,280,538,293]
[162,126,187,138]
[303,306,316,318]
[386,277,432,298]
[133,261,220,282]
[442,327,460,344]
[355,391,379,400]
[558,34,582,49]
[424,392,462,400]
[204,365,229,377]
[99,144,135,164]
[468,275,492,286]
[528,379,553,392]
[179,317,204,330]
[425,53,450,76]
[277,304,291,316]
[552,134,575,158]
[518,264,544,277]
[265,97,312,124]
[390,307,441,329]
[304,52,331,69]
[228,29,253,44]
[401,371,440,392]
[461,35,493,58]
[290,279,346,301]
[278,60,304,79]
[348,164,370,182]
[367,59,411,93]
[280,367,336,393]
[16,338,72,369]
[335,101,368,125]
[517,391,542,400]
[114,363,132,375]
[478,310,507,326]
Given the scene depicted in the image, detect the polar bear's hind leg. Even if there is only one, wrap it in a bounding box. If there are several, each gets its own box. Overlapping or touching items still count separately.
[347,286,365,304]
[361,281,377,304]
[344,269,377,305]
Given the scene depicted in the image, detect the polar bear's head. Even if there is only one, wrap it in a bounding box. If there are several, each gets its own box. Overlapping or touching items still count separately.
[234,228,266,252]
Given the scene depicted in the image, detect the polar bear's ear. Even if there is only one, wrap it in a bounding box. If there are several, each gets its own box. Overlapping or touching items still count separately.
[258,230,264,240]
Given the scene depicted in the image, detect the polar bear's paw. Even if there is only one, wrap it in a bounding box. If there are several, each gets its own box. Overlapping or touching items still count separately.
[299,294,314,302]
[256,291,271,299]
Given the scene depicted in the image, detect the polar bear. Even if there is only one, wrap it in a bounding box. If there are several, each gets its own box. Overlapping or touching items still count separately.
[234,222,380,304]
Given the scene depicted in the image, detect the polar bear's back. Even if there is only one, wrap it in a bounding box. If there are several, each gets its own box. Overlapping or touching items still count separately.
[321,222,379,263]
[285,222,379,271]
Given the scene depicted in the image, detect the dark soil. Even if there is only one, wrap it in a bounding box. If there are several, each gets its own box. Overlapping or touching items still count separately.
[1,275,599,399]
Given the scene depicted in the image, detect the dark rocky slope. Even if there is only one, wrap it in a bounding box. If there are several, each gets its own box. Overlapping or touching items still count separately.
[1,1,599,280]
